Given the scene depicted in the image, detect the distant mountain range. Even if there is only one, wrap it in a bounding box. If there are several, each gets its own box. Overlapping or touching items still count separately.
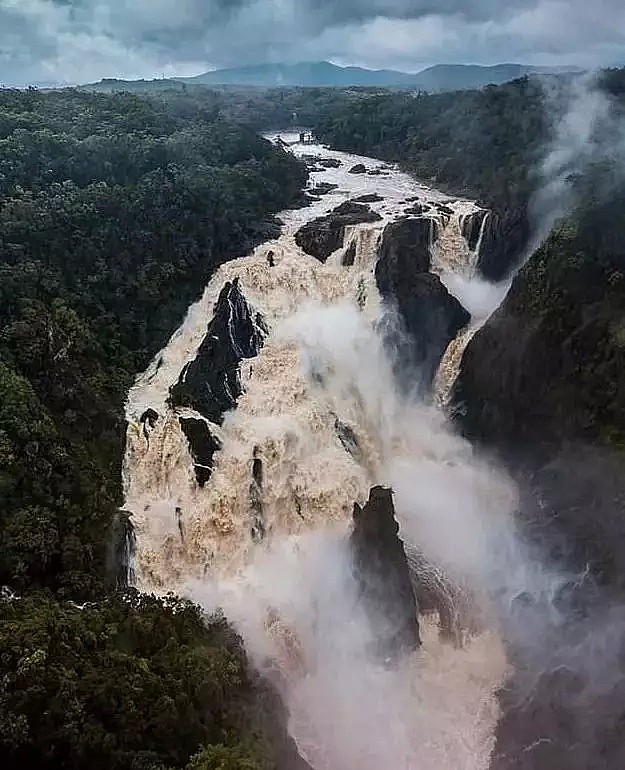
[176,60,581,91]
[86,61,583,96]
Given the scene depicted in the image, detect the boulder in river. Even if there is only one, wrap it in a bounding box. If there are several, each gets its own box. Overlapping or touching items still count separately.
[316,157,342,169]
[170,278,267,424]
[294,201,381,262]
[350,486,420,661]
[348,163,367,174]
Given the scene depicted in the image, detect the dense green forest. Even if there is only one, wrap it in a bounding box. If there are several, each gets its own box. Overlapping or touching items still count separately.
[4,68,625,769]
[313,69,625,210]
[0,87,306,769]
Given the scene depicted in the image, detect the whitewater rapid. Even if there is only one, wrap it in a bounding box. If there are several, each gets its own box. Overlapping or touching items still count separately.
[122,133,516,769]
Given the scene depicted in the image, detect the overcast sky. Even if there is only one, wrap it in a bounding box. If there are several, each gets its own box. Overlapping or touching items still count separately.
[1,0,625,86]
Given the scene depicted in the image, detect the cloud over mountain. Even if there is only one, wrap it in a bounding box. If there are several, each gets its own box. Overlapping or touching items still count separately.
[1,0,624,86]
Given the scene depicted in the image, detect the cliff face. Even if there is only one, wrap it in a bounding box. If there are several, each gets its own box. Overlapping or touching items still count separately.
[349,486,420,661]
[473,207,530,281]
[454,196,625,592]
[454,215,625,456]
[453,193,625,770]
[376,216,470,391]
[294,201,381,262]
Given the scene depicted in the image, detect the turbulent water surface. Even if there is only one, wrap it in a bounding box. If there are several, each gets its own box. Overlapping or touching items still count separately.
[123,134,520,769]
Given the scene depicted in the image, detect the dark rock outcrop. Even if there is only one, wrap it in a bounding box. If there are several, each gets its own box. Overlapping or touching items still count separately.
[250,449,265,542]
[453,217,625,456]
[353,193,383,203]
[294,202,381,262]
[334,417,362,464]
[317,158,342,169]
[179,417,222,487]
[436,203,455,217]
[170,278,267,423]
[378,216,436,274]
[471,207,530,281]
[140,408,159,442]
[348,163,366,174]
[342,240,357,267]
[108,510,136,590]
[460,208,489,252]
[376,216,470,390]
[350,487,420,660]
[311,182,338,196]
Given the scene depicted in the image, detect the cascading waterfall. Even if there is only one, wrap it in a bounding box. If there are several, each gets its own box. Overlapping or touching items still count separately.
[122,134,519,769]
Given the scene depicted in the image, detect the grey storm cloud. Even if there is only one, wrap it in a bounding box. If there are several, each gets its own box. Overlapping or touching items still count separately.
[1,0,624,86]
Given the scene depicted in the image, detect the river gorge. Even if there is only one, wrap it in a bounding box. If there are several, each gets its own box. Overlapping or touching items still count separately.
[121,134,580,769]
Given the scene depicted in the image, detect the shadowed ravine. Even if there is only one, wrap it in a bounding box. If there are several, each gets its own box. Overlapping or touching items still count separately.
[122,134,533,769]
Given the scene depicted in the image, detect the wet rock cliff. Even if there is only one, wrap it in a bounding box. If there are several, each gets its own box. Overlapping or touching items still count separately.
[170,278,267,424]
[376,216,470,391]
[465,207,530,282]
[294,201,381,262]
[349,486,420,661]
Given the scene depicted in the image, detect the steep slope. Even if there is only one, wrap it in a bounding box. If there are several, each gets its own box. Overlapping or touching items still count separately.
[453,191,625,770]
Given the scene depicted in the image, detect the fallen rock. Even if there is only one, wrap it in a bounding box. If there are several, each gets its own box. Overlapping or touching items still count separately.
[294,201,381,262]
[140,408,159,442]
[348,163,367,174]
[350,486,420,661]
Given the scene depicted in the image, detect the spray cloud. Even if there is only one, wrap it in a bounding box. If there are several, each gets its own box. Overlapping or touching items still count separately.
[529,70,625,251]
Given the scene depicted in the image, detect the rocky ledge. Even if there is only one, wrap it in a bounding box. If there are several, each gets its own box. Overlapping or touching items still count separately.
[461,206,530,281]
[376,216,470,391]
[294,201,381,262]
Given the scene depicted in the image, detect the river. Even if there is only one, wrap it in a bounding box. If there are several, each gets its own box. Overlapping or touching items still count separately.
[122,132,521,769]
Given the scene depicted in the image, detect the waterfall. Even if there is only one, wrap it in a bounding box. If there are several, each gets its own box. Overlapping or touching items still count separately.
[122,134,516,770]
